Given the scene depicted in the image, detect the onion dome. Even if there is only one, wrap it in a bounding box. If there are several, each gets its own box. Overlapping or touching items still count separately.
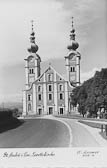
[67,40,79,50]
[67,17,79,51]
[31,43,39,53]
[27,20,39,53]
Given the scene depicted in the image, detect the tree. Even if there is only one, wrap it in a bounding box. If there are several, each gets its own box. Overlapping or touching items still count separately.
[70,68,107,118]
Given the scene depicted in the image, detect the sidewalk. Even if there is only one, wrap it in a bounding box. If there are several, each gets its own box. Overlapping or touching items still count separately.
[77,120,107,147]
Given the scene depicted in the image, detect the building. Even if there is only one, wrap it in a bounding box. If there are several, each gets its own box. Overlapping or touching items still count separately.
[22,18,81,116]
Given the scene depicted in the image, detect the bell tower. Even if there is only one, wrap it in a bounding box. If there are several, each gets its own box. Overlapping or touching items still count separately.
[25,20,41,89]
[65,17,81,87]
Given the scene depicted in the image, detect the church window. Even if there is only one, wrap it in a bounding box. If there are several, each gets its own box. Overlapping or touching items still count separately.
[47,74,52,81]
[38,94,42,101]
[29,69,32,74]
[71,67,72,72]
[28,94,31,101]
[48,84,52,91]
[28,103,31,111]
[73,67,75,72]
[38,85,41,92]
[60,93,63,100]
[48,93,52,100]
[59,84,63,91]
[29,68,34,74]
[32,69,34,73]
[71,67,75,72]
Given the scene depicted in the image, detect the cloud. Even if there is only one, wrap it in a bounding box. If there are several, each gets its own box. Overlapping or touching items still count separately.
[81,67,101,83]
[0,0,69,68]
[0,93,22,103]
[0,0,106,103]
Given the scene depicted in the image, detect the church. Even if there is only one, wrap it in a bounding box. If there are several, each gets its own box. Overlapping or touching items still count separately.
[22,18,81,116]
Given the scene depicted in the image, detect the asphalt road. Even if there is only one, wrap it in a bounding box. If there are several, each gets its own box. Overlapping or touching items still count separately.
[0,118,70,148]
[0,117,101,148]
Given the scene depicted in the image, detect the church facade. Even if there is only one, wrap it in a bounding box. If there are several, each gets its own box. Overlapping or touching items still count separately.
[22,19,81,116]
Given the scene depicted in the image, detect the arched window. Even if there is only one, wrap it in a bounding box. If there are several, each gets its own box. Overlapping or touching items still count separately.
[28,103,31,111]
[60,93,63,100]
[71,67,73,72]
[29,69,32,74]
[28,94,31,101]
[48,93,52,100]
[71,67,75,72]
[38,85,41,92]
[48,84,52,91]
[73,67,75,72]
[47,74,53,81]
[29,68,34,74]
[32,69,34,74]
[59,84,63,91]
[38,94,42,101]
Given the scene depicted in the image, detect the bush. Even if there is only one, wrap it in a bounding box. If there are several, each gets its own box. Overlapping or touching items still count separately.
[0,110,12,121]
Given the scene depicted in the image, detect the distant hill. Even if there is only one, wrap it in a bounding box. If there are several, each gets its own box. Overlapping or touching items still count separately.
[0,102,23,112]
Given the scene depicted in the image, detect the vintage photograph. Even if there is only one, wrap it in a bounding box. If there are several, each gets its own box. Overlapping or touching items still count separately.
[0,0,106,149]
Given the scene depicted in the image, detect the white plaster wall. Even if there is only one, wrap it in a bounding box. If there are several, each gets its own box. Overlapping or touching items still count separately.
[33,84,37,114]
[25,60,29,89]
[43,74,47,114]
[54,71,58,115]
[65,58,69,81]
[22,90,27,116]
[76,56,80,86]
[65,82,68,114]
[34,58,38,80]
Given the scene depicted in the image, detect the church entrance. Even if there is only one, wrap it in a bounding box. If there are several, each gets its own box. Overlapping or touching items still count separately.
[60,108,64,115]
[48,107,53,115]
[38,108,42,115]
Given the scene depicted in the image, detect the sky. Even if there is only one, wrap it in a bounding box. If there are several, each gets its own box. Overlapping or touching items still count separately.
[0,0,106,103]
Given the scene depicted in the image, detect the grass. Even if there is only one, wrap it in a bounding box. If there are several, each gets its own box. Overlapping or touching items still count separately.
[78,120,103,129]
[56,114,107,122]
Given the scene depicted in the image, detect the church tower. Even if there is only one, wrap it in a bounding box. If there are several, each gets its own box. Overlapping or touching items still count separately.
[65,17,81,87]
[25,20,41,89]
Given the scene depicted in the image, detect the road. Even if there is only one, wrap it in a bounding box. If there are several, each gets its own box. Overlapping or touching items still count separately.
[0,117,101,148]
[0,118,70,148]
[58,118,100,147]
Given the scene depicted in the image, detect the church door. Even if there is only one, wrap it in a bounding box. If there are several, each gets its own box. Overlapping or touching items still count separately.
[49,107,53,115]
[38,108,42,115]
[60,108,63,115]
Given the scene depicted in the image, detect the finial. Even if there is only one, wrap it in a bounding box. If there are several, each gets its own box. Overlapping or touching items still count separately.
[30,20,35,43]
[31,20,34,32]
[67,17,79,50]
[71,17,74,29]
[70,16,75,40]
[28,20,39,53]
